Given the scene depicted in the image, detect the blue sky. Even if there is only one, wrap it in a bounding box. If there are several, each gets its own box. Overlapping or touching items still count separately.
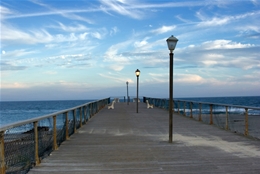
[1,0,260,101]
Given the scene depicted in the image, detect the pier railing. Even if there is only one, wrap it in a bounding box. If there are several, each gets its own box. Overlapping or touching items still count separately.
[0,98,109,174]
[110,96,143,103]
[145,97,260,140]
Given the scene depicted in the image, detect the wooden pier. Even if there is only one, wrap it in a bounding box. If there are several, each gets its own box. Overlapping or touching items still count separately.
[28,102,260,174]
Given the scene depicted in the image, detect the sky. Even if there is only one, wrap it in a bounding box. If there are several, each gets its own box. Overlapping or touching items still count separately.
[1,0,260,101]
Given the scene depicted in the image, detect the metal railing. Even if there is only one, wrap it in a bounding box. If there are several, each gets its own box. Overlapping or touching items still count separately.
[145,97,260,140]
[110,96,144,103]
[0,98,109,174]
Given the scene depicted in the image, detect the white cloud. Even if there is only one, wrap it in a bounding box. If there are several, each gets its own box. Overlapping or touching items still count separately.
[151,25,176,34]
[29,0,94,24]
[99,0,144,19]
[108,64,124,71]
[0,6,13,17]
[201,40,253,50]
[1,49,37,58]
[55,22,89,32]
[79,32,89,40]
[148,73,204,84]
[60,12,94,24]
[102,40,137,71]
[148,73,168,83]
[176,39,259,73]
[175,74,204,83]
[110,26,119,36]
[1,23,53,44]
[0,82,28,89]
[196,10,260,27]
[202,60,218,66]
[104,40,132,63]
[99,72,131,83]
[175,15,191,23]
[134,39,148,47]
[91,32,102,39]
[251,0,260,6]
[1,22,104,45]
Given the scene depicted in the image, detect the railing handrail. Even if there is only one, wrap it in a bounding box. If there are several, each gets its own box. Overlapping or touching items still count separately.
[0,97,109,131]
[145,96,260,140]
[145,97,260,110]
[1,97,110,174]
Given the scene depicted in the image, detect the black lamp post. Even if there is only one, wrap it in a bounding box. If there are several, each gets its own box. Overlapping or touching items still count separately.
[166,35,178,143]
[126,81,129,105]
[135,69,140,113]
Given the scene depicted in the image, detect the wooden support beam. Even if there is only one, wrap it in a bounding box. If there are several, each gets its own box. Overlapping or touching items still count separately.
[0,131,6,174]
[53,116,58,150]
[34,121,40,165]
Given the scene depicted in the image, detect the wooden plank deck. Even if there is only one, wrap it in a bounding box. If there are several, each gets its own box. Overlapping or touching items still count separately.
[29,102,260,174]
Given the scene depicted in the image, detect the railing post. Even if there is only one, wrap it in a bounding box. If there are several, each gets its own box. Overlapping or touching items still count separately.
[190,102,193,118]
[225,106,229,130]
[73,109,77,133]
[65,112,69,140]
[245,108,249,136]
[177,101,180,114]
[53,116,58,150]
[199,103,202,121]
[183,101,186,116]
[84,106,87,124]
[0,131,6,174]
[34,121,40,165]
[210,104,213,125]
[80,107,82,128]
[90,103,93,118]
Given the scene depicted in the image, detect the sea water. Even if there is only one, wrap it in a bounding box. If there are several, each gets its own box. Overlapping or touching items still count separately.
[0,96,260,127]
[0,100,93,127]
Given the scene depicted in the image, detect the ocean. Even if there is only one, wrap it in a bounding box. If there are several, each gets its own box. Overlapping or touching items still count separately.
[177,96,260,107]
[0,100,94,127]
[0,96,260,127]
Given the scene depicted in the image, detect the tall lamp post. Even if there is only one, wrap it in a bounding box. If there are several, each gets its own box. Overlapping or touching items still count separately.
[135,69,140,113]
[166,35,178,143]
[126,81,129,105]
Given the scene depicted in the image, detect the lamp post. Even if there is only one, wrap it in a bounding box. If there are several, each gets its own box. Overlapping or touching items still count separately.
[126,81,129,105]
[135,69,140,113]
[166,35,178,143]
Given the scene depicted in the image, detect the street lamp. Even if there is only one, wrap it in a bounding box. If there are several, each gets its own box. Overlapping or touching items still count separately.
[135,69,140,113]
[126,81,129,105]
[166,35,178,143]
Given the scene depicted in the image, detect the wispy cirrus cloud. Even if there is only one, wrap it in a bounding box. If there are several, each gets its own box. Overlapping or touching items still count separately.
[1,22,105,45]
[151,25,176,34]
[99,0,145,19]
[0,62,27,71]
[196,10,260,27]
[1,23,52,44]
[52,22,89,32]
[176,39,260,71]
[30,0,94,24]
[2,1,236,21]
[148,73,204,84]
[1,52,93,71]
[1,49,38,59]
[201,40,253,50]
[99,72,133,83]
[0,5,13,18]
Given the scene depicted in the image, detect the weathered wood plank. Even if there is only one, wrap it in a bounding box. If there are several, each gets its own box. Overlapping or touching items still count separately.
[29,102,260,174]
